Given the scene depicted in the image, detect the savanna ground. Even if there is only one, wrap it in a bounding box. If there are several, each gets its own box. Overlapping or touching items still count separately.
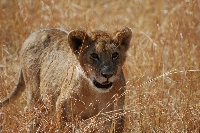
[0,0,200,132]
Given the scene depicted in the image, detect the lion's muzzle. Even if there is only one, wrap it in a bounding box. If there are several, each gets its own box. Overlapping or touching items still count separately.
[93,79,113,89]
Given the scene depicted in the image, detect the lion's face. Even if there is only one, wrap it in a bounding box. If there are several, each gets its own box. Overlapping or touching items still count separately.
[68,27,132,92]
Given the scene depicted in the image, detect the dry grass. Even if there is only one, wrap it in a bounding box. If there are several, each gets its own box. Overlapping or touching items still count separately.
[0,0,200,132]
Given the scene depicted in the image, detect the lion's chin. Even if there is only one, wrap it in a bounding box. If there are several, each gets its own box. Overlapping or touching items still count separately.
[93,79,113,90]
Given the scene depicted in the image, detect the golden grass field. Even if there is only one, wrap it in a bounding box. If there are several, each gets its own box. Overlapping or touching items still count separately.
[0,0,200,132]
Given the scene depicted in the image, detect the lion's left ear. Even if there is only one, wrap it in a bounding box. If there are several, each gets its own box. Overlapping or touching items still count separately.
[115,27,132,51]
[68,30,89,55]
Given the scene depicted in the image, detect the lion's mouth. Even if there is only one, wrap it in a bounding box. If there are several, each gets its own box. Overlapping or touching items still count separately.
[93,79,113,89]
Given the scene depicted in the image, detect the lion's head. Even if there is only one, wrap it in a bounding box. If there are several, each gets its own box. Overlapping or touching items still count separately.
[68,27,132,92]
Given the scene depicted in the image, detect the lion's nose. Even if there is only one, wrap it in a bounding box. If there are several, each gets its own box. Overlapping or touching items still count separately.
[101,73,113,79]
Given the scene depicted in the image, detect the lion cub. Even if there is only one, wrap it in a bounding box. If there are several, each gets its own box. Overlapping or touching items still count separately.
[0,27,132,132]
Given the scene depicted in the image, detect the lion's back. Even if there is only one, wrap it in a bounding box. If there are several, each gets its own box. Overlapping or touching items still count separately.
[20,28,76,91]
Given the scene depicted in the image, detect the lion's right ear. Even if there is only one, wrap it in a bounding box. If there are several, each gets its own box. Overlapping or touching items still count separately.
[68,30,89,55]
[114,27,132,52]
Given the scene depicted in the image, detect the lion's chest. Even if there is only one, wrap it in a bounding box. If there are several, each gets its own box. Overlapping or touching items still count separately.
[67,92,113,120]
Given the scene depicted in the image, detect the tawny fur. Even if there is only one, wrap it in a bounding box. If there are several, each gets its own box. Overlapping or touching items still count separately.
[0,27,132,132]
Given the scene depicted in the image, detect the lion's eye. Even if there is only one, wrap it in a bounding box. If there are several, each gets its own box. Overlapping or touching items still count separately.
[91,53,100,61]
[112,52,119,61]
